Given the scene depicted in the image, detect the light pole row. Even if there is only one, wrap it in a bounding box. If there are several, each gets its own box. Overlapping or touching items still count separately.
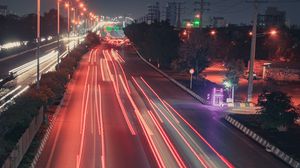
[36,0,97,89]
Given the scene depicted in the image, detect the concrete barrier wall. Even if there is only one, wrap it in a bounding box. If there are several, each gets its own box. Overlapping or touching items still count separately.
[225,115,300,168]
[135,49,207,104]
[1,107,44,168]
[30,81,71,168]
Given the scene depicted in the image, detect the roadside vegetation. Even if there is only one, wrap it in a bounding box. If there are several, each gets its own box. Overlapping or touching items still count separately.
[230,90,299,160]
[124,21,180,68]
[0,9,68,60]
[0,9,68,44]
[0,32,100,166]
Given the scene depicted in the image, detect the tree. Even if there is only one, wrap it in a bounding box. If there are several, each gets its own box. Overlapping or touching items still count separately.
[85,31,100,48]
[172,29,210,76]
[257,91,298,131]
[224,59,245,87]
[124,21,180,67]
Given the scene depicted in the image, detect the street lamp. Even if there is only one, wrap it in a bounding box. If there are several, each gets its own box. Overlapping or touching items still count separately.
[36,0,41,89]
[270,29,278,36]
[57,0,61,68]
[210,30,216,36]
[65,2,71,54]
[247,26,279,102]
[79,2,84,8]
[189,68,195,89]
[186,22,192,28]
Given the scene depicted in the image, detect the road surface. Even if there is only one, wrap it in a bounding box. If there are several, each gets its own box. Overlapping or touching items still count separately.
[122,46,288,168]
[36,42,289,168]
[0,38,81,111]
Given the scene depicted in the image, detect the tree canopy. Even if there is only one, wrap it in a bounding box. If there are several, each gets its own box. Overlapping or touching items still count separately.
[172,29,210,76]
[124,21,180,67]
[257,90,299,130]
[0,9,67,44]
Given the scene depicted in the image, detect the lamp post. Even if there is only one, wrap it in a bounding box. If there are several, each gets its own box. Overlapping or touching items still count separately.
[57,0,61,68]
[71,7,76,48]
[189,68,195,89]
[36,0,41,89]
[65,2,70,54]
[247,3,278,103]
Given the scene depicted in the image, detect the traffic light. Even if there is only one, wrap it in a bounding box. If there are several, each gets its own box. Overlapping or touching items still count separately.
[193,18,201,28]
[106,26,113,32]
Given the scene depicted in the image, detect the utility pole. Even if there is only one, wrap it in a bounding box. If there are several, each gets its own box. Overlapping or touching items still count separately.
[246,0,269,102]
[247,1,258,102]
[176,2,184,29]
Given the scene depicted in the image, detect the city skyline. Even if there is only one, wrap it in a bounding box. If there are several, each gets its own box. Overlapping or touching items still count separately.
[1,0,300,25]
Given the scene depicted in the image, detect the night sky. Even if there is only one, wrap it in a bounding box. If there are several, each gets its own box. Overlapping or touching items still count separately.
[1,0,300,25]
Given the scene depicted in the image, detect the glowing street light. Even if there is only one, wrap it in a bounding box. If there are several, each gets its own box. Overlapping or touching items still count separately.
[189,68,195,89]
[57,0,61,68]
[270,29,278,36]
[79,2,84,8]
[65,1,71,54]
[210,30,216,36]
[185,21,193,29]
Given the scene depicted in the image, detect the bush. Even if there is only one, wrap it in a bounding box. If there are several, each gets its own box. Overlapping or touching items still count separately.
[257,90,299,131]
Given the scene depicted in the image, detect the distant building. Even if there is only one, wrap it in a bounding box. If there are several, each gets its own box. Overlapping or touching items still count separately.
[136,2,160,24]
[210,17,226,28]
[0,5,8,16]
[136,15,147,23]
[165,2,177,27]
[258,7,286,27]
[147,2,160,24]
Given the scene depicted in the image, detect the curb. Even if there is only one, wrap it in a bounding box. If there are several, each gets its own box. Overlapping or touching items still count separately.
[227,102,255,108]
[224,115,300,168]
[135,49,207,104]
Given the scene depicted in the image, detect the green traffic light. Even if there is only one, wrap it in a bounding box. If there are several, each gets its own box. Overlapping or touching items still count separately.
[106,26,113,32]
[114,26,120,31]
[193,18,201,28]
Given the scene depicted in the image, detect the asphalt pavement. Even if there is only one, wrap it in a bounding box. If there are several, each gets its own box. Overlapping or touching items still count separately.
[36,43,289,168]
[122,46,289,168]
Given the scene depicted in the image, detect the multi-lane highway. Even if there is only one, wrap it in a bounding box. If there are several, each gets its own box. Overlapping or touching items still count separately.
[36,47,154,168]
[35,39,288,168]
[122,45,288,168]
[0,37,82,111]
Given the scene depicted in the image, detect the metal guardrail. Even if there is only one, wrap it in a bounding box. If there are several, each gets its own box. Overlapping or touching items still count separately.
[225,115,300,168]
